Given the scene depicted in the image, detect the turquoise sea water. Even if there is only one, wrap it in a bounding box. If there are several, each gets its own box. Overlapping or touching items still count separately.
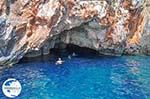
[0,54,150,99]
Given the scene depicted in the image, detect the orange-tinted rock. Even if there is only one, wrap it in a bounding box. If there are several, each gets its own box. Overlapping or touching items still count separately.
[0,0,149,65]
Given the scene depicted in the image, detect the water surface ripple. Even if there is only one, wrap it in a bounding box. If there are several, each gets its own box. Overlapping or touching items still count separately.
[0,55,150,99]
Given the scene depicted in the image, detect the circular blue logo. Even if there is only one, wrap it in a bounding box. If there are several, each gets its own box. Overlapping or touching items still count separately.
[2,78,22,98]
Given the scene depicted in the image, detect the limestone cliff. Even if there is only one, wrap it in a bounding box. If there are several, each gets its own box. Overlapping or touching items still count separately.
[0,0,149,65]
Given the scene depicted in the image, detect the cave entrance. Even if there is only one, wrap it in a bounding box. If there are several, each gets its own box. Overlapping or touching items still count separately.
[50,43,99,57]
[21,43,100,63]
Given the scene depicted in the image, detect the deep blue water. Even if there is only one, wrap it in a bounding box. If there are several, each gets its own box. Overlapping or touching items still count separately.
[0,54,150,99]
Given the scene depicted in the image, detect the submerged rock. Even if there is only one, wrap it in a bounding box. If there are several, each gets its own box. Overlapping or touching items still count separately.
[0,0,150,65]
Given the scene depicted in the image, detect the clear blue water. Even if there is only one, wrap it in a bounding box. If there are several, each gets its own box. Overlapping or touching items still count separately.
[0,54,150,99]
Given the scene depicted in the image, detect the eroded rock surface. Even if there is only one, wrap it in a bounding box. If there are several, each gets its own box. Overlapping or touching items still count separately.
[0,0,149,65]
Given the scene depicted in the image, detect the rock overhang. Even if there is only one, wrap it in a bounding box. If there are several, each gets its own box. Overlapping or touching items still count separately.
[0,0,149,65]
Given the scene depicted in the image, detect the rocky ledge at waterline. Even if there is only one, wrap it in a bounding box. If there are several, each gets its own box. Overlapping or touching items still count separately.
[0,0,150,65]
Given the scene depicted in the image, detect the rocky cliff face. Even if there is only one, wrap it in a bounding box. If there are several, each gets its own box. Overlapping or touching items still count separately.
[0,0,150,65]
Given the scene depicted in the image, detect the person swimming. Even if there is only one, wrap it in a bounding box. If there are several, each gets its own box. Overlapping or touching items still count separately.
[68,55,71,59]
[55,58,64,65]
[72,52,77,57]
